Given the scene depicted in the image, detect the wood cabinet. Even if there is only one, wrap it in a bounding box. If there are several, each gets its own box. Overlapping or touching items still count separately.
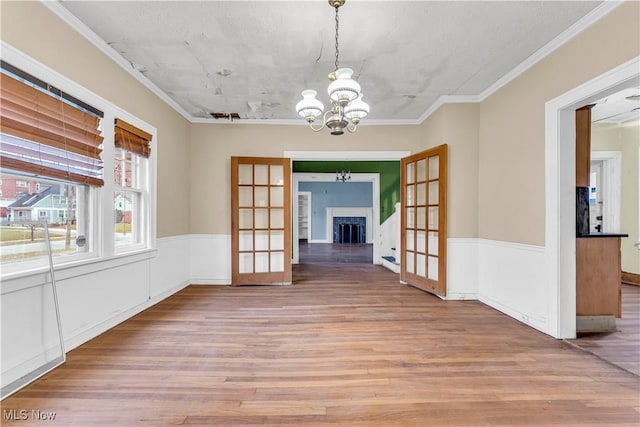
[576,236,622,317]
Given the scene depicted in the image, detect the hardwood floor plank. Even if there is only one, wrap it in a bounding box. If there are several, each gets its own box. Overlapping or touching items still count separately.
[2,261,639,426]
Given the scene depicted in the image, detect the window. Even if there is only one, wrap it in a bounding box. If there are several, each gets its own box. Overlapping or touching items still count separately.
[114,149,144,247]
[0,60,155,276]
[113,119,151,250]
[0,172,91,265]
[0,65,101,269]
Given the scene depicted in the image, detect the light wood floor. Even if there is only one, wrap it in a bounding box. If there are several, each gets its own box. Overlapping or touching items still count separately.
[2,262,639,426]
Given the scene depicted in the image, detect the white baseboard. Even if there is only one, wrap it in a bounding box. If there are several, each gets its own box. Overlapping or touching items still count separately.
[309,239,331,244]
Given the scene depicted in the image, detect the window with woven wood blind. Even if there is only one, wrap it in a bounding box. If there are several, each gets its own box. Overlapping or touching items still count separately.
[0,72,104,186]
[114,119,151,158]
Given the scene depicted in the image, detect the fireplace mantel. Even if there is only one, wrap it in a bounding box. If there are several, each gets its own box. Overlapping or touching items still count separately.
[325,207,373,244]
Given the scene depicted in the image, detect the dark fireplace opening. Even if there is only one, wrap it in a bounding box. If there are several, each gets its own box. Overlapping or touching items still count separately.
[333,216,366,244]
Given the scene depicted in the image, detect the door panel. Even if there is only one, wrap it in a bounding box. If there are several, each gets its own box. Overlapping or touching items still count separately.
[231,157,291,285]
[400,145,447,296]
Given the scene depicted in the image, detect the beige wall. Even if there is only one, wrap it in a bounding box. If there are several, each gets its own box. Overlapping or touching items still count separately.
[190,103,480,238]
[592,121,640,274]
[478,2,640,245]
[189,124,424,234]
[4,2,637,246]
[1,1,191,238]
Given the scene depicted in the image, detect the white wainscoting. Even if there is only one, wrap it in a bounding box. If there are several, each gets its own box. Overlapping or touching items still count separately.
[190,234,231,284]
[477,239,548,333]
[445,238,479,300]
[1,235,192,390]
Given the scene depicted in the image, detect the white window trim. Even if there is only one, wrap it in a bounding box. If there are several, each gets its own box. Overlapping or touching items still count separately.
[0,41,157,279]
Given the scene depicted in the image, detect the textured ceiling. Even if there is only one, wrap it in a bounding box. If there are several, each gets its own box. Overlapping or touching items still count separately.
[54,0,626,124]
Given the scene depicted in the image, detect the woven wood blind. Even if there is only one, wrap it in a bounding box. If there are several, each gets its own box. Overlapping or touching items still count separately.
[114,119,151,158]
[0,73,104,186]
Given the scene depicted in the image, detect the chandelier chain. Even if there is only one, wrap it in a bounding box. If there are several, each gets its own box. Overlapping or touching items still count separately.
[334,5,340,71]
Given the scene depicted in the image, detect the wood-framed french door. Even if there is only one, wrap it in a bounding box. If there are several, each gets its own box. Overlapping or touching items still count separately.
[231,156,292,285]
[400,145,447,297]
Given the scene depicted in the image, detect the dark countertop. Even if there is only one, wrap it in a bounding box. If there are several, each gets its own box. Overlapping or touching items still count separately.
[577,232,629,238]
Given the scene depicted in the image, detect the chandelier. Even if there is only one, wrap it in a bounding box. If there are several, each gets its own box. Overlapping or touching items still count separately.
[296,0,369,135]
[336,168,351,182]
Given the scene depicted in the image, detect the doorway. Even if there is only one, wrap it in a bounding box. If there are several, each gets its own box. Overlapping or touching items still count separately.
[292,172,379,265]
[545,57,639,339]
[286,151,410,266]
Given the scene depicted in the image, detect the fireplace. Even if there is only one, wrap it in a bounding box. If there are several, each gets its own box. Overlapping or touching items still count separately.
[333,216,366,244]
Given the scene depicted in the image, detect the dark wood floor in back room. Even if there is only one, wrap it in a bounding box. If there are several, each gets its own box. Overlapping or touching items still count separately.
[569,284,640,376]
[2,260,639,426]
[299,240,373,264]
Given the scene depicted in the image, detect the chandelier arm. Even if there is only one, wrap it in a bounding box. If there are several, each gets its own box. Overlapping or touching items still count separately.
[346,122,357,133]
[309,121,326,132]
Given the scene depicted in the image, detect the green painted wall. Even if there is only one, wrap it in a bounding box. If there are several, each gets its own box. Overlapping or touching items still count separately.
[292,161,400,224]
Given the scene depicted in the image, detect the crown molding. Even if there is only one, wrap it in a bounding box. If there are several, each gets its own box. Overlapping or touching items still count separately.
[475,0,625,103]
[41,1,193,122]
[41,0,624,126]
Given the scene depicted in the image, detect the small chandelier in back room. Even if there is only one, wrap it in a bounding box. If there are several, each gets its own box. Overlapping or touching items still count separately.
[296,0,369,136]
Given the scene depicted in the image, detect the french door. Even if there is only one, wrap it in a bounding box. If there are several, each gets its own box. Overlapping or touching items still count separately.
[231,157,292,285]
[400,145,447,297]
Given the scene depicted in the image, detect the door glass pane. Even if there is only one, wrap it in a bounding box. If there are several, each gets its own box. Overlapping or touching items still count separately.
[416,207,426,229]
[428,156,439,180]
[406,185,415,206]
[428,256,439,280]
[239,165,252,185]
[428,181,439,205]
[255,165,268,185]
[255,187,269,207]
[271,209,284,228]
[416,183,426,205]
[271,252,284,272]
[416,254,426,278]
[271,230,284,250]
[406,230,414,251]
[428,231,439,256]
[406,162,415,184]
[239,209,253,229]
[255,252,269,273]
[416,231,426,253]
[270,165,284,185]
[405,251,414,274]
[406,208,415,228]
[270,187,284,207]
[428,207,438,230]
[239,231,253,251]
[239,253,253,274]
[417,159,426,182]
[255,209,269,228]
[255,231,269,251]
[239,187,253,207]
